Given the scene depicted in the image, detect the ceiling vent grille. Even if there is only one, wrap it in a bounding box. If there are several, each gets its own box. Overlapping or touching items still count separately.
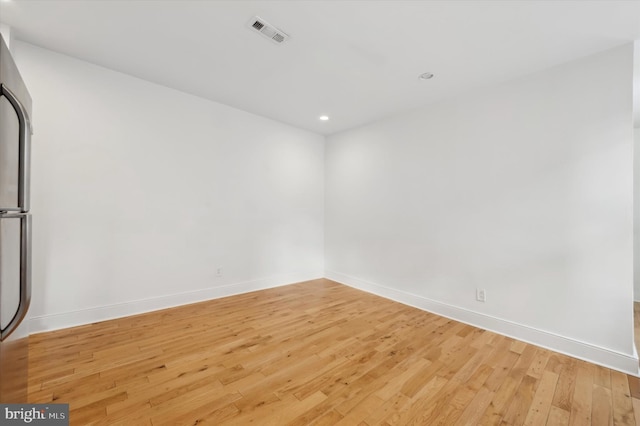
[247,16,290,44]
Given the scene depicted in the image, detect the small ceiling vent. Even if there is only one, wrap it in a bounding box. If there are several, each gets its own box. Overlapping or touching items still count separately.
[247,16,290,44]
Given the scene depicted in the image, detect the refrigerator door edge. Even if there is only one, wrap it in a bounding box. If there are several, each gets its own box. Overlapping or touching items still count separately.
[0,213,31,341]
[0,84,32,213]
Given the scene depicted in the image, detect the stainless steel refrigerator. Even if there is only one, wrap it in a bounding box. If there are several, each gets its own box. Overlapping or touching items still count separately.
[0,34,33,403]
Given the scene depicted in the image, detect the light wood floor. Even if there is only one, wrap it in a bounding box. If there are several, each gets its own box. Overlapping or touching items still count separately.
[29,279,640,425]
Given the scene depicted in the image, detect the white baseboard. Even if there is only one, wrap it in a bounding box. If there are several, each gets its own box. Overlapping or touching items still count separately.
[29,272,323,334]
[325,270,640,377]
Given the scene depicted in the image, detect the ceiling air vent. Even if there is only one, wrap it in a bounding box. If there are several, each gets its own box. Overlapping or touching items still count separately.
[247,16,290,44]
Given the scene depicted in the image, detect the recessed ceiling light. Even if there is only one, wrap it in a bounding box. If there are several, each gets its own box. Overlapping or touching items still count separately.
[319,115,330,121]
[418,72,434,80]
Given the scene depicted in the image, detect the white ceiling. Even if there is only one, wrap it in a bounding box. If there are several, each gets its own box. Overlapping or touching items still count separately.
[1,0,639,135]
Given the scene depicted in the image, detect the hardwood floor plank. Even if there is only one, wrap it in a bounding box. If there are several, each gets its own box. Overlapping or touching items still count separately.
[632,398,640,426]
[500,374,539,426]
[385,375,449,425]
[510,340,528,354]
[334,393,384,425]
[523,370,559,426]
[483,348,519,392]
[568,362,593,426]
[363,393,412,426]
[628,375,640,399]
[454,386,494,425]
[591,384,613,426]
[526,349,551,380]
[547,405,570,426]
[308,409,344,426]
[611,370,636,425]
[421,384,476,425]
[25,279,640,425]
[595,366,612,389]
[552,356,578,412]
[480,346,538,425]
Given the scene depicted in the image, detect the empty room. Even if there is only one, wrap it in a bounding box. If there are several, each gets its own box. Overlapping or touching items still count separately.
[1,0,640,424]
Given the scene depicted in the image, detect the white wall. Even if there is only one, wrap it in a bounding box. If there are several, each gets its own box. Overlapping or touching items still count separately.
[635,128,640,302]
[13,42,325,332]
[326,44,637,374]
[0,24,12,50]
[634,40,640,302]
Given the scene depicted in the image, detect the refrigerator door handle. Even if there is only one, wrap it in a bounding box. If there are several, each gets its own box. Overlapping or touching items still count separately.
[0,214,31,342]
[0,84,32,213]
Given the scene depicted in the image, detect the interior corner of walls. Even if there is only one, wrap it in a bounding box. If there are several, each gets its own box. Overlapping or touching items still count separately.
[29,271,323,334]
[324,270,640,376]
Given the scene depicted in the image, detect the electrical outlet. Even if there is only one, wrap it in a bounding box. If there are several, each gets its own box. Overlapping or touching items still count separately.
[216,267,223,277]
[476,288,486,302]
